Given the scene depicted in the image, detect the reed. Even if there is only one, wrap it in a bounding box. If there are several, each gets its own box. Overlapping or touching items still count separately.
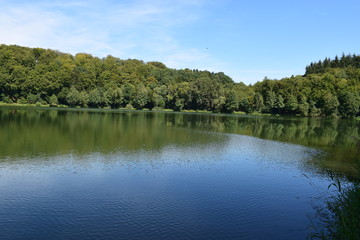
[309,174,360,240]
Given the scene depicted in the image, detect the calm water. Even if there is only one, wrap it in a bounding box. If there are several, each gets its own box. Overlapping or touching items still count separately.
[0,108,359,240]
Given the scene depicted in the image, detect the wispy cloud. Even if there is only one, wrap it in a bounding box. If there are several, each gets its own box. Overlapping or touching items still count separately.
[1,0,358,85]
[0,6,63,46]
[0,1,112,54]
[0,0,232,79]
[1,1,202,53]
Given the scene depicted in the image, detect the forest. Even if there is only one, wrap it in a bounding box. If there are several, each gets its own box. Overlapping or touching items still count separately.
[0,44,359,118]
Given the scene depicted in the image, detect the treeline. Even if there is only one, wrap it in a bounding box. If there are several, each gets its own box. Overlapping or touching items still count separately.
[253,65,360,118]
[0,44,359,118]
[305,53,360,75]
[0,44,250,113]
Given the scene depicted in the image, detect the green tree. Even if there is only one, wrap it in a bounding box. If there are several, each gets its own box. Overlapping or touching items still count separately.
[213,96,226,113]
[152,93,165,109]
[285,94,298,113]
[27,93,40,104]
[274,95,285,113]
[239,97,251,113]
[88,88,102,108]
[88,88,108,108]
[78,91,89,107]
[49,94,58,106]
[133,84,149,109]
[1,44,360,118]
[122,83,135,105]
[309,100,322,117]
[174,98,184,111]
[224,90,238,113]
[338,91,360,118]
[322,93,339,117]
[265,91,276,113]
[253,92,265,113]
[106,87,123,109]
[57,87,69,105]
[297,95,309,117]
[66,86,83,107]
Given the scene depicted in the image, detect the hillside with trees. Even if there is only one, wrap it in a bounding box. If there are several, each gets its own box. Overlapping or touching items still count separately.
[253,54,360,118]
[0,44,359,118]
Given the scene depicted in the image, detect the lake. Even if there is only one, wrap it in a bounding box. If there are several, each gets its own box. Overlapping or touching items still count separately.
[0,107,359,240]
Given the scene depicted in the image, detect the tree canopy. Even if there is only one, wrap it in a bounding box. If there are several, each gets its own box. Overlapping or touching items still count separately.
[0,44,359,118]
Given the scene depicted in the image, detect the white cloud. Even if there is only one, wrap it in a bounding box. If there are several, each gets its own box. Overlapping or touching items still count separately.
[162,49,209,68]
[0,7,62,46]
[0,2,111,55]
[0,0,234,79]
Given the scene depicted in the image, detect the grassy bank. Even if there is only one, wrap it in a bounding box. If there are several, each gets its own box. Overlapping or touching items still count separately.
[0,102,267,116]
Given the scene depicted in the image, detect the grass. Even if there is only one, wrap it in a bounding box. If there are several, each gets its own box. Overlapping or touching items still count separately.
[181,109,212,114]
[0,101,53,108]
[247,111,272,116]
[326,184,360,240]
[234,111,247,115]
[309,176,360,240]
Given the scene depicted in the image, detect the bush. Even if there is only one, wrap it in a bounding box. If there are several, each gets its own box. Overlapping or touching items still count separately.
[152,106,164,111]
[125,104,134,110]
[27,94,40,104]
[3,96,13,104]
[17,97,27,104]
[49,94,58,106]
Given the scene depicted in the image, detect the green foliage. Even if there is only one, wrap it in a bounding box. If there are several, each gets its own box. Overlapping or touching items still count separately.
[0,44,359,118]
[174,98,184,111]
[265,91,276,112]
[106,87,123,109]
[152,93,165,109]
[125,103,134,110]
[238,97,251,113]
[66,86,79,107]
[2,95,13,103]
[321,93,339,117]
[338,91,360,118]
[213,96,226,113]
[224,90,238,113]
[326,184,360,240]
[311,174,360,240]
[274,94,284,113]
[17,97,27,104]
[88,88,109,108]
[88,88,102,107]
[253,92,265,112]
[306,53,360,75]
[78,91,89,107]
[66,86,88,107]
[49,94,58,106]
[297,95,309,117]
[284,94,298,113]
[309,100,322,117]
[252,55,360,118]
[122,83,135,105]
[133,84,149,109]
[27,93,40,104]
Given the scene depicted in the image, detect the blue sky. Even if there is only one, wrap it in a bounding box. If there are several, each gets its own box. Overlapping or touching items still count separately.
[0,0,359,84]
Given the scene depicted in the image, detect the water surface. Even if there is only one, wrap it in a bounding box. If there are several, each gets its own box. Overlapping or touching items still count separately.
[0,108,358,239]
